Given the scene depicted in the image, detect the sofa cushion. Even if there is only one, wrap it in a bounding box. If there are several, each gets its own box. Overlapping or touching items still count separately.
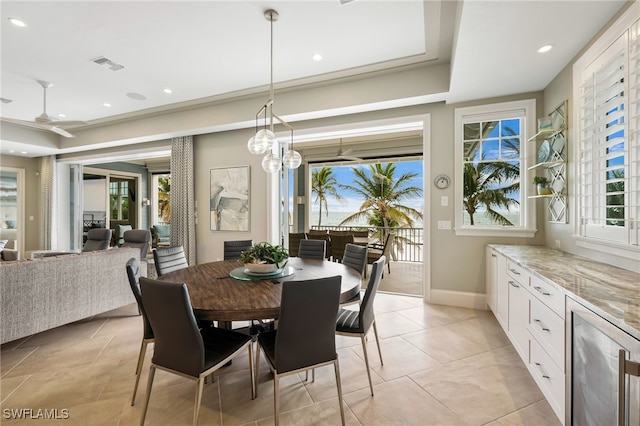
[153,224,170,239]
[0,249,19,261]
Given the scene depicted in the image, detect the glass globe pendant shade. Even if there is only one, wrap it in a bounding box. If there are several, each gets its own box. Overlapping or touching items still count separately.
[283,149,302,169]
[247,136,266,155]
[262,152,282,173]
[255,129,277,152]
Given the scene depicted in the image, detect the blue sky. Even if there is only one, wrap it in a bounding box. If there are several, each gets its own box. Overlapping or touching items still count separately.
[308,160,424,214]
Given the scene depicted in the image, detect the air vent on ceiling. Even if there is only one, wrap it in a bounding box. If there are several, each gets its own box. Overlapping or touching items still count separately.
[91,56,125,71]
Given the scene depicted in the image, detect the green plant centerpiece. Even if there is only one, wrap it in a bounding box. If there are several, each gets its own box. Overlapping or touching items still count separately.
[533,176,552,195]
[240,242,289,274]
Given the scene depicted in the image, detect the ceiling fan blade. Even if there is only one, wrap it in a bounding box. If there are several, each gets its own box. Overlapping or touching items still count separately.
[338,155,362,162]
[49,126,75,138]
[1,117,49,129]
[52,120,87,126]
[1,117,74,137]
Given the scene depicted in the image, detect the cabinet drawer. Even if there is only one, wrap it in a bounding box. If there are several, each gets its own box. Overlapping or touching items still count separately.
[530,337,565,421]
[530,274,565,318]
[529,296,564,369]
[506,260,529,287]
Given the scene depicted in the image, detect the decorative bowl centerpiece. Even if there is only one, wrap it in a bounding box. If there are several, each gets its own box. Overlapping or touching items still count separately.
[240,242,289,275]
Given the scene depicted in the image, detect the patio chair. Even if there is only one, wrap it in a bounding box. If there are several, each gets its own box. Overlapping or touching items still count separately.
[366,234,393,277]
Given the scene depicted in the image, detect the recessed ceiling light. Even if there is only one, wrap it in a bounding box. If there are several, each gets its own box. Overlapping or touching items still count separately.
[8,18,26,27]
[312,53,322,61]
[163,88,172,94]
[103,103,112,107]
[538,44,553,53]
[20,151,27,155]
[58,113,66,118]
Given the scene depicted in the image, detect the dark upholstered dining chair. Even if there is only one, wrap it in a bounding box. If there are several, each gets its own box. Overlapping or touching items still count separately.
[255,276,345,426]
[122,229,151,261]
[305,230,331,259]
[82,228,112,252]
[125,257,154,406]
[339,243,368,306]
[336,256,385,396]
[139,277,255,426]
[223,240,253,260]
[152,245,188,277]
[298,239,326,260]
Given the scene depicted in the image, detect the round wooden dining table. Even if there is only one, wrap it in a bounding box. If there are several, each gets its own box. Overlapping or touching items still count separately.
[156,257,362,322]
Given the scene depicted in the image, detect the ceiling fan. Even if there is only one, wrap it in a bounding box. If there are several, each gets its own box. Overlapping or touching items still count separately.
[1,80,86,138]
[336,138,362,161]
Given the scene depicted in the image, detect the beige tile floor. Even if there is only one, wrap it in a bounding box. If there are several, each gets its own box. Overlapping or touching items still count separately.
[1,293,561,426]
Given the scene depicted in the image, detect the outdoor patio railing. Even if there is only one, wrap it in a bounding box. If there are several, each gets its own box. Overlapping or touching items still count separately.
[308,225,424,262]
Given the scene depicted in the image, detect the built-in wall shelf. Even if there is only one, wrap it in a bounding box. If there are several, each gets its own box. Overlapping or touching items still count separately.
[528,100,567,223]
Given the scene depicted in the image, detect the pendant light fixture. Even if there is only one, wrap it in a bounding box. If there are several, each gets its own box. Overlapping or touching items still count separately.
[247,9,301,173]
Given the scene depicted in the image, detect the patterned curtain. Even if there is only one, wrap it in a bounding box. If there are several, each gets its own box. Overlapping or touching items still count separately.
[39,156,56,249]
[170,136,196,265]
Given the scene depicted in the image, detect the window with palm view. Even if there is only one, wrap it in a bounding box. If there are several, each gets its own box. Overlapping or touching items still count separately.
[454,99,536,237]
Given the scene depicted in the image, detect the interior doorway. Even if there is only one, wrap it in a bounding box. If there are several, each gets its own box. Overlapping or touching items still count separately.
[82,167,142,247]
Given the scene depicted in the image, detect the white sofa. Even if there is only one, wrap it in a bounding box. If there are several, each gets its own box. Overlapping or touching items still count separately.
[0,247,142,344]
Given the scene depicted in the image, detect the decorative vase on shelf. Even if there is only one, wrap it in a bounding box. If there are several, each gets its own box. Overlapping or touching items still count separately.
[537,184,553,196]
[533,176,552,196]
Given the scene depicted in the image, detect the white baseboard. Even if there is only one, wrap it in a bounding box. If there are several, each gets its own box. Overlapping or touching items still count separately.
[428,289,488,310]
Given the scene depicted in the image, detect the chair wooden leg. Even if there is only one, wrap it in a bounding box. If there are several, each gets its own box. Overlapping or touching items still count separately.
[140,365,156,426]
[193,378,205,426]
[333,359,346,426]
[131,339,149,406]
[360,335,374,396]
[373,320,383,365]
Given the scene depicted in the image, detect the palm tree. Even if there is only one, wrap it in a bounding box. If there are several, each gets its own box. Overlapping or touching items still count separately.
[311,167,344,227]
[157,175,171,224]
[339,163,423,246]
[463,157,519,225]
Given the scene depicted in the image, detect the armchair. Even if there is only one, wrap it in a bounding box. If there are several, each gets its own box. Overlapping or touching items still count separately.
[150,224,170,248]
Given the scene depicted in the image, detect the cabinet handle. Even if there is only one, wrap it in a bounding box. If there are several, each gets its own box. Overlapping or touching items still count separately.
[534,362,550,379]
[508,280,519,288]
[533,286,551,296]
[533,318,550,332]
[618,349,640,426]
[491,254,497,258]
[509,268,520,275]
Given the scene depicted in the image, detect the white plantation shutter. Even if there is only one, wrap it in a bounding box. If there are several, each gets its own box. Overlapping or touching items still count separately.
[577,16,640,246]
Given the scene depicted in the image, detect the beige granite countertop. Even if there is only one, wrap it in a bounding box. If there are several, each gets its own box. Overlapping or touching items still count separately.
[489,244,640,341]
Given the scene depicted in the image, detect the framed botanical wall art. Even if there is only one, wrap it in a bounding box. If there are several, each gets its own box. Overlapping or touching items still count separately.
[210,166,250,231]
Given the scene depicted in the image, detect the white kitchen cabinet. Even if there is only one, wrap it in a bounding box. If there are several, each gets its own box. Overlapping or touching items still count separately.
[485,246,498,313]
[507,277,530,360]
[495,251,509,330]
[486,246,566,424]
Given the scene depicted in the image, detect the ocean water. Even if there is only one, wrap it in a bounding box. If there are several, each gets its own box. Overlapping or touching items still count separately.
[310,211,424,228]
[309,211,520,228]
